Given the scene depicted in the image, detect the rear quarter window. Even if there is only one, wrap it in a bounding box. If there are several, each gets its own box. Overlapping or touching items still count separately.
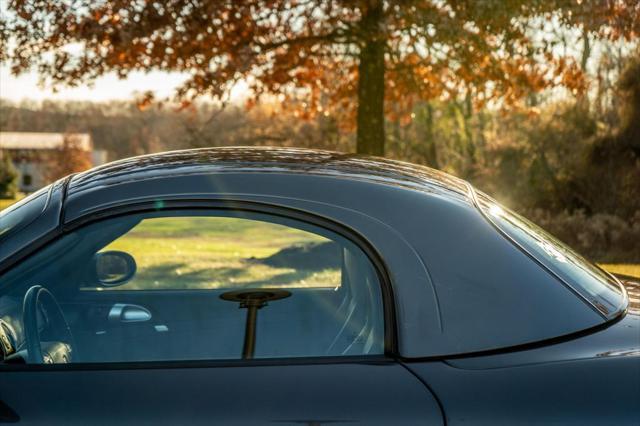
[476,191,625,317]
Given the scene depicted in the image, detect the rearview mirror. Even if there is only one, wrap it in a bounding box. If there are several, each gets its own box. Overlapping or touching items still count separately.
[94,251,137,287]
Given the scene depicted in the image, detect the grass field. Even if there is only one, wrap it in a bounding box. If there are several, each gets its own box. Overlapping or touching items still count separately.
[101,216,341,290]
[598,264,640,279]
[0,194,24,211]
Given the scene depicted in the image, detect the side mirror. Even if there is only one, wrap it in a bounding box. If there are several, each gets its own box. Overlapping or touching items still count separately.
[93,251,137,287]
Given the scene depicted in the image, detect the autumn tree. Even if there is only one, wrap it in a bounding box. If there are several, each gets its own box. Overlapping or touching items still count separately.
[1,1,638,155]
[44,134,93,182]
[581,52,640,217]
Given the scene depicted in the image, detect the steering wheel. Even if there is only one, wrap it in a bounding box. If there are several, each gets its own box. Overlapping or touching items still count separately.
[22,285,75,364]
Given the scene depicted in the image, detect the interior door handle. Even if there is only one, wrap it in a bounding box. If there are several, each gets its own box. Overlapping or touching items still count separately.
[108,303,152,323]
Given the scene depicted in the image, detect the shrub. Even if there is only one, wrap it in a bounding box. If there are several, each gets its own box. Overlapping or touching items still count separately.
[0,153,18,199]
[527,209,640,263]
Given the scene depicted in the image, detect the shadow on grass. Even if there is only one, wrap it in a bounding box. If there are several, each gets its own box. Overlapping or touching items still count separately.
[135,262,318,289]
[130,242,341,289]
[248,241,340,269]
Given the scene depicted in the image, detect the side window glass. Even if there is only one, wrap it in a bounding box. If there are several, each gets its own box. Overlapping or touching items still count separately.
[88,216,342,291]
[0,211,385,364]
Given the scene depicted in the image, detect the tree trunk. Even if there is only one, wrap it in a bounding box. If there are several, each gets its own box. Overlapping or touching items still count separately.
[580,28,591,72]
[356,3,385,156]
[424,103,439,168]
[577,28,591,109]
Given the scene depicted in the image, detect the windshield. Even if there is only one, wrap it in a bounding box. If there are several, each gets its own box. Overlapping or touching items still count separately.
[475,191,625,318]
[0,185,50,241]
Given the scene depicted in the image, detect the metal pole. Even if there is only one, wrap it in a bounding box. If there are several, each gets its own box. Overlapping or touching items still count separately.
[220,289,291,360]
[242,302,260,359]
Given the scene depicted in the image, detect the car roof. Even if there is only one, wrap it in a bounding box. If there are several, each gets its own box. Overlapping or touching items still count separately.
[68,147,472,202]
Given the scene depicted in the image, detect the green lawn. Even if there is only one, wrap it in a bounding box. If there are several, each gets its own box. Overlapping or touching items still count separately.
[0,194,24,211]
[100,216,341,290]
[599,264,640,279]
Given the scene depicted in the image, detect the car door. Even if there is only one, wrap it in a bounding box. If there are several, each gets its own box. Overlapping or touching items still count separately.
[0,204,444,425]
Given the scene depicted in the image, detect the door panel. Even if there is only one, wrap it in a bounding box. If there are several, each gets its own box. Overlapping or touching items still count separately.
[0,362,443,425]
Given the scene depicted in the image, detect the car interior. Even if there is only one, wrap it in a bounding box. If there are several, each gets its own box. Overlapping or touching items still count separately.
[0,210,384,365]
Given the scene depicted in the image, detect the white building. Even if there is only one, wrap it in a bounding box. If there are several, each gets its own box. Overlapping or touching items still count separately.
[0,132,107,192]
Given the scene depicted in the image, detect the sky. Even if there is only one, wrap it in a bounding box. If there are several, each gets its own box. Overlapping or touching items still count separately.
[0,65,249,104]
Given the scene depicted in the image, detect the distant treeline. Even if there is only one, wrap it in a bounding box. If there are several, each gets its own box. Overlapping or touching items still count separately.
[0,100,347,161]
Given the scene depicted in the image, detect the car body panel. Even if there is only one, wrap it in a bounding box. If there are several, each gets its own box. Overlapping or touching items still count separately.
[406,309,639,425]
[404,284,640,424]
[0,361,444,425]
[407,354,639,425]
[444,287,639,369]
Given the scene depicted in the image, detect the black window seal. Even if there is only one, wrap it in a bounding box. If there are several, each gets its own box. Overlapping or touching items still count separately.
[0,355,393,372]
[0,198,399,367]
